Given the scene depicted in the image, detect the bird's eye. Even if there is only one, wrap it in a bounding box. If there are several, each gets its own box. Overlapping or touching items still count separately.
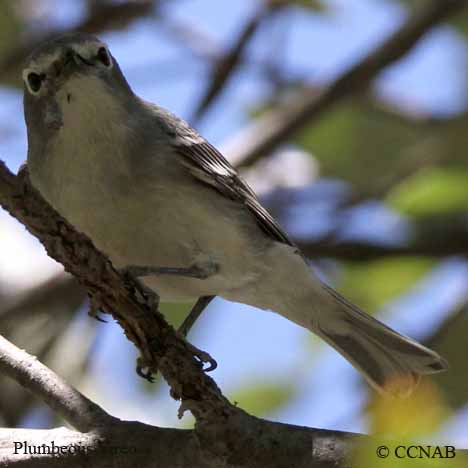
[27,72,43,93]
[96,47,111,67]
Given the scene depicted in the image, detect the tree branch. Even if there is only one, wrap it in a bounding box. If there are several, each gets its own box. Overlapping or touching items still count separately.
[157,15,221,61]
[0,426,202,468]
[0,328,358,468]
[295,213,468,261]
[1,274,85,323]
[0,274,88,427]
[0,334,113,432]
[0,162,466,466]
[0,160,230,424]
[0,423,357,468]
[191,1,282,123]
[225,0,468,167]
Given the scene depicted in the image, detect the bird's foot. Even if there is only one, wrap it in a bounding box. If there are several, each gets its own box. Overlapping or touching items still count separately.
[87,293,108,323]
[121,268,161,311]
[182,338,217,372]
[135,336,217,383]
[136,356,156,383]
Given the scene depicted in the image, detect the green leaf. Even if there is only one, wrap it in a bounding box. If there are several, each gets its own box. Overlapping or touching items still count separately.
[340,257,435,312]
[387,168,468,217]
[294,100,429,197]
[229,381,294,416]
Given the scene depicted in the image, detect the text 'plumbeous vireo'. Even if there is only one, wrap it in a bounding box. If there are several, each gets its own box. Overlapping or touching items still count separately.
[22,34,448,396]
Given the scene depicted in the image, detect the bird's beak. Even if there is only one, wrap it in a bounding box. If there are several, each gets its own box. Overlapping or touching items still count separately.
[52,49,92,83]
[53,50,75,78]
[73,51,93,67]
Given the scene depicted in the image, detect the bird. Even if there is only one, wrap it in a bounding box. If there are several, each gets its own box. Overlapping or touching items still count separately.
[22,33,447,396]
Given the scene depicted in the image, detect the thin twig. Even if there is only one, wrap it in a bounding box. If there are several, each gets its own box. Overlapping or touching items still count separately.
[157,15,221,61]
[224,0,468,167]
[1,274,85,322]
[191,1,283,123]
[294,212,468,261]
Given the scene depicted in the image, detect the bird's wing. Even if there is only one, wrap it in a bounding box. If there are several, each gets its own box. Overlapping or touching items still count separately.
[176,140,293,245]
[157,107,293,246]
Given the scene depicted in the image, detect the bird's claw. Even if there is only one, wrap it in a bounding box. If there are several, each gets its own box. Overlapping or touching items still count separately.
[87,293,108,322]
[183,339,217,372]
[136,356,156,383]
[120,268,160,311]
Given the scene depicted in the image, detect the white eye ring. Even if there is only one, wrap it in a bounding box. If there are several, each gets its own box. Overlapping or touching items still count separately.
[96,47,112,68]
[22,69,44,94]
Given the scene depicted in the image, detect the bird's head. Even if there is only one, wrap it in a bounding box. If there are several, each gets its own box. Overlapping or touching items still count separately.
[22,33,132,134]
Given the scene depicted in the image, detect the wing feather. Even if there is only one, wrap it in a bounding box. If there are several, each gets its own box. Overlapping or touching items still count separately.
[149,104,293,246]
[175,141,293,246]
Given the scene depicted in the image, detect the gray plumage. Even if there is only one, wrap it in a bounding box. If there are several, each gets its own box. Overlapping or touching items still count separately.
[23,33,448,396]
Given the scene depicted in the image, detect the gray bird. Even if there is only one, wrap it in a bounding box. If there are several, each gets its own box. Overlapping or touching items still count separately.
[23,33,447,396]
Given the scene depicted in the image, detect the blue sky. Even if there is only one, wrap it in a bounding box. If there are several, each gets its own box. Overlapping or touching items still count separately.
[2,0,467,445]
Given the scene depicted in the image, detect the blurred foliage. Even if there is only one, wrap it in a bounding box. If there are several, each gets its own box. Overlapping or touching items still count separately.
[0,0,467,451]
[294,100,426,196]
[353,382,468,467]
[287,7,468,423]
[340,257,435,312]
[294,100,468,199]
[229,381,294,416]
[369,381,448,437]
[430,305,468,410]
[387,168,468,217]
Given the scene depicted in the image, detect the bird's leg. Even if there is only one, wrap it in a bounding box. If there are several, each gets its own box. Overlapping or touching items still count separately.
[178,295,215,337]
[121,260,219,280]
[120,270,163,382]
[120,265,218,381]
[135,302,218,382]
[124,265,217,340]
[120,265,162,311]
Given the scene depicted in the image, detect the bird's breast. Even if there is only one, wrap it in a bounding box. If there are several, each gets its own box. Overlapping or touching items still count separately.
[28,101,269,301]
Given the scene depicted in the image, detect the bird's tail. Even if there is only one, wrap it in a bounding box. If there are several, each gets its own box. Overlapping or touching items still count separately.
[308,284,448,396]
